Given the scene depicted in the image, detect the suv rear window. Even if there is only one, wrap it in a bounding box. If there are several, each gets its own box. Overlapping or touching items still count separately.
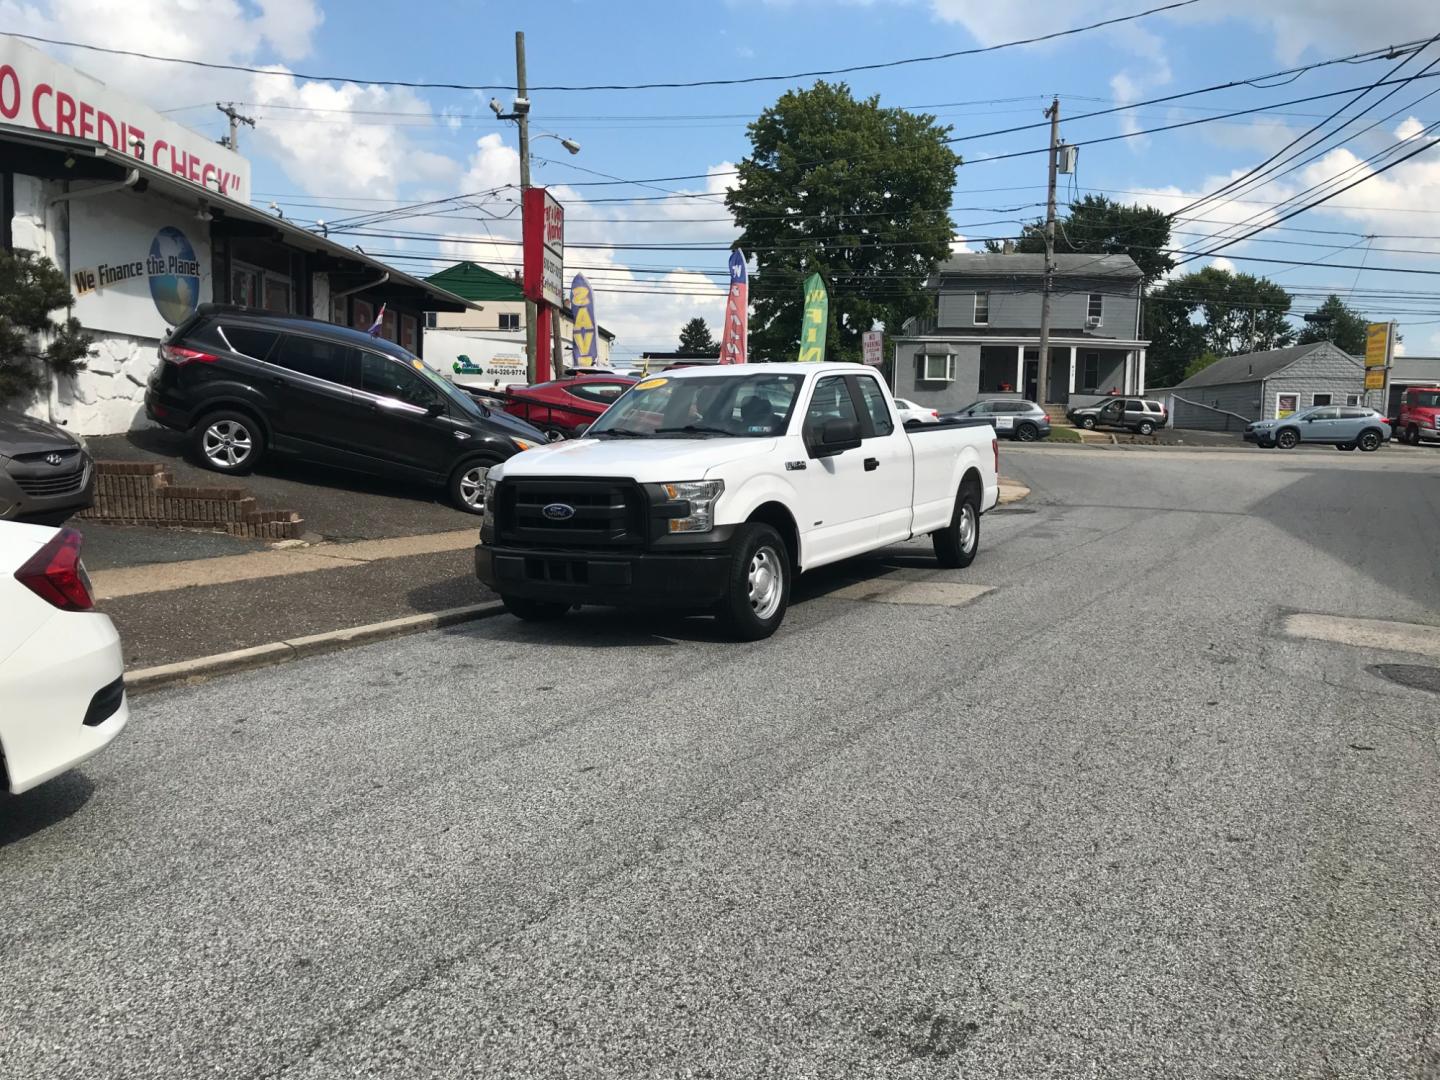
[219,326,280,361]
[272,335,356,385]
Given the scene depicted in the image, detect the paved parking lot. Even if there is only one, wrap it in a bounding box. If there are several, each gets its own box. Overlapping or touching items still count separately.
[3,446,1438,1078]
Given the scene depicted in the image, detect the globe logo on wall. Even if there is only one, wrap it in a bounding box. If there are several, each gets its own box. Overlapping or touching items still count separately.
[147,226,202,325]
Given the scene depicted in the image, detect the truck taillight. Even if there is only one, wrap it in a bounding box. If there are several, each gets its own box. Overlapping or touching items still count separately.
[160,344,219,366]
[14,528,95,611]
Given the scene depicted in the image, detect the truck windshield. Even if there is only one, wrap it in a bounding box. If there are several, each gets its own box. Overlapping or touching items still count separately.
[589,374,803,438]
[1411,390,1440,408]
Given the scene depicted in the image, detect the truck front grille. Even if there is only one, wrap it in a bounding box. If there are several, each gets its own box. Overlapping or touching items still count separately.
[496,478,645,548]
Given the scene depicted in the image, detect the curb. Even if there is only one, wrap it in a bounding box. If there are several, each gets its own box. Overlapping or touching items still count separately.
[997,481,1030,505]
[125,600,505,694]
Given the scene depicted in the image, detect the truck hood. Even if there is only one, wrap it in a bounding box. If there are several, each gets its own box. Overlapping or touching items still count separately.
[494,436,780,482]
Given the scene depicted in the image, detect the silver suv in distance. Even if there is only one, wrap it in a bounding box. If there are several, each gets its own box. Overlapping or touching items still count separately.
[946,399,1052,441]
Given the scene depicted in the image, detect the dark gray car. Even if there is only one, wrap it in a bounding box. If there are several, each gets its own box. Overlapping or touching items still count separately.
[945,399,1051,441]
[0,407,95,524]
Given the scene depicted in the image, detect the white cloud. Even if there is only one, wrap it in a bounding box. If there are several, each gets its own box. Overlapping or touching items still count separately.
[1395,116,1425,141]
[249,72,459,200]
[1,0,323,104]
[1208,256,1237,273]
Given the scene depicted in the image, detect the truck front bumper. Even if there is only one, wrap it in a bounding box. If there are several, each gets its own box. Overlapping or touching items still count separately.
[476,542,732,609]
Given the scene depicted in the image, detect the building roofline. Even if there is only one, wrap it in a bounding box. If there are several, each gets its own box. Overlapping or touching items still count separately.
[1,125,476,313]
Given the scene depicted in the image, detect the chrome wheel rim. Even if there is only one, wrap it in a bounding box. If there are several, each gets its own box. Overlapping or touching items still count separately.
[748,545,783,621]
[459,464,489,510]
[202,420,252,468]
[959,503,977,554]
[545,429,567,442]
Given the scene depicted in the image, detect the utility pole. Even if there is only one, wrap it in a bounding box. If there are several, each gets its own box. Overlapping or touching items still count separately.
[1035,97,1060,405]
[512,32,543,383]
[216,103,255,152]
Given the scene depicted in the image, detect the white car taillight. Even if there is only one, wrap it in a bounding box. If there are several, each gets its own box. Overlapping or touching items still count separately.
[14,528,95,611]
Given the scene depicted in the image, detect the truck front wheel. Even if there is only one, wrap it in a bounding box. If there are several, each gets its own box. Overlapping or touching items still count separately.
[715,523,790,641]
[934,485,981,569]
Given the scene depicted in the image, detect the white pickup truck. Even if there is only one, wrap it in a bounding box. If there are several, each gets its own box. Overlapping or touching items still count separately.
[475,362,999,639]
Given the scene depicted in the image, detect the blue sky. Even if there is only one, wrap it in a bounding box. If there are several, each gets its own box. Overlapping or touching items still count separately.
[7,0,1440,355]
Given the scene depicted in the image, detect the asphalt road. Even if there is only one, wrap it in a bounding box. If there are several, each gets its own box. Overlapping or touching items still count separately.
[3,446,1439,1079]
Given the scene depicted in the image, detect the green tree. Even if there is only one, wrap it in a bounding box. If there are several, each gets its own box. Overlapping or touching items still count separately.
[1184,350,1224,380]
[677,317,718,356]
[1296,293,1369,356]
[1013,195,1175,284]
[0,249,90,403]
[726,81,960,361]
[1145,267,1294,385]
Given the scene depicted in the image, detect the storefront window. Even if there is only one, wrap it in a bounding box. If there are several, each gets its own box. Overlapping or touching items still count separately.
[232,265,260,307]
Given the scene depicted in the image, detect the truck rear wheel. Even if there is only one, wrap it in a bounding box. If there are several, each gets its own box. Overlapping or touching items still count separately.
[715,523,789,641]
[934,485,981,569]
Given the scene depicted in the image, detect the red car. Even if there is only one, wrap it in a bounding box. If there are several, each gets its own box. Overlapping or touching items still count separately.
[503,375,636,440]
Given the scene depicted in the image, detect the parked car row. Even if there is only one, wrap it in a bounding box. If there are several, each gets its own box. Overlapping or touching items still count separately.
[944,399,1052,441]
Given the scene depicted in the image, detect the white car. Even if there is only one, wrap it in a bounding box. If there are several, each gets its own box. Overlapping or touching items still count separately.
[894,398,940,425]
[0,523,128,794]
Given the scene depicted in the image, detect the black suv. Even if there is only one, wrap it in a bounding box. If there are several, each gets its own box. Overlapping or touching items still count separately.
[145,305,546,514]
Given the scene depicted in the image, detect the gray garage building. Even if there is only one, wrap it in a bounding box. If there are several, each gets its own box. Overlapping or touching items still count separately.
[1166,342,1369,431]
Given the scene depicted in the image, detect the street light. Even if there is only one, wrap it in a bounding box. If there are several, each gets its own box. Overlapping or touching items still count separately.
[534,132,581,156]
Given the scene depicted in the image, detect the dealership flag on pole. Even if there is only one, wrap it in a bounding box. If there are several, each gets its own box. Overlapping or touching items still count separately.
[797,273,828,362]
[719,249,748,364]
[570,273,598,367]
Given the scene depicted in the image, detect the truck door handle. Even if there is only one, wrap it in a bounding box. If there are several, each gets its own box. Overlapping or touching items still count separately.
[864,457,879,471]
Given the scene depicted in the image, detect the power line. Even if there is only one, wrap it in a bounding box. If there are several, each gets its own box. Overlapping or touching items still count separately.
[5,2,1201,92]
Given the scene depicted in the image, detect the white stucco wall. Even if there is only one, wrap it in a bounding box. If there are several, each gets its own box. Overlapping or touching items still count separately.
[11,174,213,434]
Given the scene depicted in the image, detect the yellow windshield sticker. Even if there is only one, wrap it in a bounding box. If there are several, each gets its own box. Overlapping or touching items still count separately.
[412,359,425,370]
[635,377,668,390]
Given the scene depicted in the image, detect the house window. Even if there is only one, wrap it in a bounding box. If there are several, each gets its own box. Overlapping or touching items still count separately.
[1083,353,1100,390]
[974,292,990,325]
[1346,394,1362,406]
[921,352,955,383]
[1088,293,1103,324]
[499,312,520,331]
[1311,393,1332,407]
[424,311,437,329]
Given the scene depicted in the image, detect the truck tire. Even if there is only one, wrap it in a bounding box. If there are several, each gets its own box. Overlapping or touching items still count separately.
[934,484,980,569]
[715,523,790,641]
[1407,424,1421,445]
[502,595,570,621]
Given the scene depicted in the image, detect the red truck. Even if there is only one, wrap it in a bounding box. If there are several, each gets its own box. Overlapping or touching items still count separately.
[1394,386,1440,445]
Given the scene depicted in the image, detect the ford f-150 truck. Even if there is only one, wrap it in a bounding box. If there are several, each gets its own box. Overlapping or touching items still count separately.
[474,362,999,640]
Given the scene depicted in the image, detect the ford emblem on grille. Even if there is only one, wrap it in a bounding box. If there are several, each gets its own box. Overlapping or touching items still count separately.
[542,502,576,521]
[45,453,64,466]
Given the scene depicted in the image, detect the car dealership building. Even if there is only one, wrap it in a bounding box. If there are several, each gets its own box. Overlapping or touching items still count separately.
[1,37,471,435]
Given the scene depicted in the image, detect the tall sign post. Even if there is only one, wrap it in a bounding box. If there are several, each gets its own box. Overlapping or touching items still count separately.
[1364,321,1394,409]
[522,187,564,383]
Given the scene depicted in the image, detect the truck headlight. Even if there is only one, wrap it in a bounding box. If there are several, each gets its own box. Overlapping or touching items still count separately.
[662,480,724,534]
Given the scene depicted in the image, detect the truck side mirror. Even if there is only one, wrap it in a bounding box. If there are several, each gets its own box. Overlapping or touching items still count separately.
[813,418,862,458]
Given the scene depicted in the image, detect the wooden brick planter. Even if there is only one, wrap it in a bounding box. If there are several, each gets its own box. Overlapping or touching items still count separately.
[77,462,304,540]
